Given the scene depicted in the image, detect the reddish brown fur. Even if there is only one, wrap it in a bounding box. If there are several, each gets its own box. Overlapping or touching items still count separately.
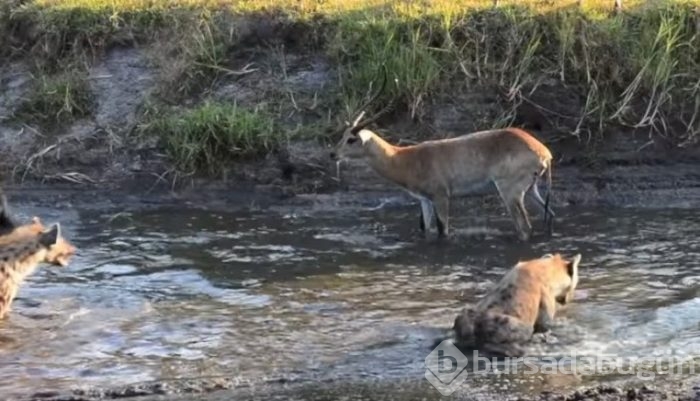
[453,253,581,357]
[332,127,555,240]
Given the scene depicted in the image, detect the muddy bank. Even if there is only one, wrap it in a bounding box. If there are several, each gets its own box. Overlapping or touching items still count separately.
[1,43,699,208]
[17,376,700,401]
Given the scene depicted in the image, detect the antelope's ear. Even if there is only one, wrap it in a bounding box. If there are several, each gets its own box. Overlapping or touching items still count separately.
[39,224,60,247]
[357,129,373,144]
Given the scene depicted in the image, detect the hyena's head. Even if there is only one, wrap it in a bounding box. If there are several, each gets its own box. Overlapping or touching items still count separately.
[0,193,46,241]
[38,223,77,267]
[0,216,46,243]
[0,193,52,245]
[540,253,582,305]
[0,194,76,267]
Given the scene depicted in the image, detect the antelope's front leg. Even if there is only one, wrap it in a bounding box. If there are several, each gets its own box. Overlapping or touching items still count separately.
[433,196,450,238]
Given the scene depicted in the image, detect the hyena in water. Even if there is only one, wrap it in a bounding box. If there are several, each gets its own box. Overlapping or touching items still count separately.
[0,194,76,319]
[453,253,581,357]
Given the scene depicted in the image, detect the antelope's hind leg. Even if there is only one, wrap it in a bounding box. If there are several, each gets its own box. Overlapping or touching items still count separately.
[527,181,555,237]
[433,196,450,238]
[515,192,533,240]
[419,198,435,235]
[495,180,531,242]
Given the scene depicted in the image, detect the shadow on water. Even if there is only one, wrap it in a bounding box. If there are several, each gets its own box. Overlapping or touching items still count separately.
[1,194,700,398]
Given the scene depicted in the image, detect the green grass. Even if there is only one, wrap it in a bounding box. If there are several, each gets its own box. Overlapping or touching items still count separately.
[2,0,699,174]
[14,70,93,125]
[140,102,278,175]
[330,17,442,119]
[331,2,698,139]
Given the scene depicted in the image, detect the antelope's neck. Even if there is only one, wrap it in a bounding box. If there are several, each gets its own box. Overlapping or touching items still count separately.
[364,134,408,186]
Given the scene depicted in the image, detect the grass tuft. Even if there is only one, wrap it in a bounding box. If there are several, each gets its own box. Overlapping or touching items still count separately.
[140,102,278,175]
[15,70,93,125]
[330,18,443,120]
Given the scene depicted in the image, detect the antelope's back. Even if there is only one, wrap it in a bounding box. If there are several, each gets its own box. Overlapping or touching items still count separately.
[453,128,551,162]
[420,128,551,183]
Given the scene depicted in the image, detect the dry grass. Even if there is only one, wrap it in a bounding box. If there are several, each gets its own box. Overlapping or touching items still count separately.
[30,0,691,15]
[14,69,93,125]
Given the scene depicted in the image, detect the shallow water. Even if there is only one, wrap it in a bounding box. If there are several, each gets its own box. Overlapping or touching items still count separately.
[1,195,700,398]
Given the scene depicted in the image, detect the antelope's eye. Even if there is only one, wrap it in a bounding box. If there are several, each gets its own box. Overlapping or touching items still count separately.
[347,137,358,144]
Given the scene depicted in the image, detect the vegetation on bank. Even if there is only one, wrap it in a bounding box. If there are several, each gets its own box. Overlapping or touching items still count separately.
[140,102,277,175]
[1,0,698,176]
[14,69,92,125]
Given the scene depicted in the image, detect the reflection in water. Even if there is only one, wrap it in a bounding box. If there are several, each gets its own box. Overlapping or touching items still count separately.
[0,202,699,397]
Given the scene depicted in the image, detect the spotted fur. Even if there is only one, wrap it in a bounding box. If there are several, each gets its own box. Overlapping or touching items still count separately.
[453,253,581,357]
[0,195,76,319]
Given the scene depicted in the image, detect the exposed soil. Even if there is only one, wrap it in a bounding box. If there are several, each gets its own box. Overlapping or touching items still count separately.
[1,43,699,208]
[15,375,700,401]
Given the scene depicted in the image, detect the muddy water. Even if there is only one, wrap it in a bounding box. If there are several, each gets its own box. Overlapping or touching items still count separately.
[1,194,700,399]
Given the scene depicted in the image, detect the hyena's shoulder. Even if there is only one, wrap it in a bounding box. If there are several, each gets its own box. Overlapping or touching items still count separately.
[486,253,580,316]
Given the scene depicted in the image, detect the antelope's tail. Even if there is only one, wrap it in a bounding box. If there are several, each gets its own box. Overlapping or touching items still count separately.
[543,160,553,235]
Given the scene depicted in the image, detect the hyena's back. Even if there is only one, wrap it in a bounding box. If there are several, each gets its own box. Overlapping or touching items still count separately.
[474,311,533,357]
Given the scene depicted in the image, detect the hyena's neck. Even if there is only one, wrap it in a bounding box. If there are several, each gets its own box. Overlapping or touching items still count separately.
[0,240,46,283]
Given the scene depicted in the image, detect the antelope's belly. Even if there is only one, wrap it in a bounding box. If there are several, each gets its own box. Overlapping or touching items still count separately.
[451,178,495,197]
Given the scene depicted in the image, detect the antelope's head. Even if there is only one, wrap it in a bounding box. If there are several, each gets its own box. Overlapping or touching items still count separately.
[329,111,370,162]
[329,70,392,162]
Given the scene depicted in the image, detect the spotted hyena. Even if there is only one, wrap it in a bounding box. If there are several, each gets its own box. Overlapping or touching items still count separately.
[453,253,581,357]
[0,194,76,319]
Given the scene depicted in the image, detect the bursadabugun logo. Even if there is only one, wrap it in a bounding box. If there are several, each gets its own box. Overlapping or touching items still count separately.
[424,340,469,396]
[424,340,699,396]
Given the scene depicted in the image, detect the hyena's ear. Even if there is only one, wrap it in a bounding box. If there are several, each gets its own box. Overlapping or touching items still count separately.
[39,224,61,247]
[567,254,582,277]
[0,194,17,234]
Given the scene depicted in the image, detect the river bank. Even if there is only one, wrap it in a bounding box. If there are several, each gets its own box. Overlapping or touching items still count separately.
[1,1,698,205]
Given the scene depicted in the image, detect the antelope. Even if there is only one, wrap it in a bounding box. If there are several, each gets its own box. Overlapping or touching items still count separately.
[329,76,555,241]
